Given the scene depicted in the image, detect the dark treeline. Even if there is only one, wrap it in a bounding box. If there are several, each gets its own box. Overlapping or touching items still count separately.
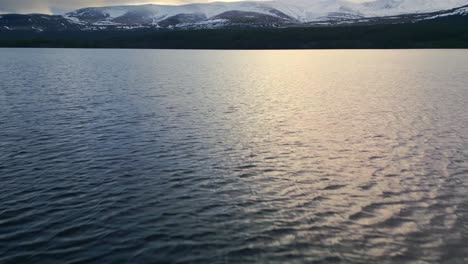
[1,19,468,49]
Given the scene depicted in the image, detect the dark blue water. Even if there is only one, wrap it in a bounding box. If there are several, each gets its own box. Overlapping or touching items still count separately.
[1,48,467,263]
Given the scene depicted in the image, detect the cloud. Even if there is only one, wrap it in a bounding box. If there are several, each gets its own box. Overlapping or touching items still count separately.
[0,0,52,13]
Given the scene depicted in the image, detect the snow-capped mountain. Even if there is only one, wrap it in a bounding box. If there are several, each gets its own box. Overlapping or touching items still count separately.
[64,2,294,26]
[266,0,468,21]
[63,0,468,26]
[356,0,468,16]
[1,0,468,31]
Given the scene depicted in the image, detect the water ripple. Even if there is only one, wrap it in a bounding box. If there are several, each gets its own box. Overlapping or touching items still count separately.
[0,49,468,263]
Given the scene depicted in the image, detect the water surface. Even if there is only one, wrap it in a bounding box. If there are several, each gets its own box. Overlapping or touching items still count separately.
[1,48,468,263]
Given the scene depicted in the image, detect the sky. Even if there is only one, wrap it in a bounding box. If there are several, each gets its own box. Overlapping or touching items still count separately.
[0,0,369,14]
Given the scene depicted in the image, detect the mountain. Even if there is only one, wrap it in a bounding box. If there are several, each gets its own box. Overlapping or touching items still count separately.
[61,0,468,27]
[63,2,295,28]
[0,14,82,32]
[303,4,468,26]
[1,0,468,31]
[422,5,468,21]
[357,0,468,15]
[1,4,468,49]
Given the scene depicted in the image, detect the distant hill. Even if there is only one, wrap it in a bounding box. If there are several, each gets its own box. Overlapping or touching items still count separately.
[0,3,468,49]
[1,0,468,31]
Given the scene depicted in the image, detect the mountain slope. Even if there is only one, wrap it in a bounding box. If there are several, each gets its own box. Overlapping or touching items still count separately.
[358,0,468,14]
[422,5,468,21]
[62,0,468,26]
[0,14,81,32]
[1,1,468,32]
[3,13,468,49]
[64,2,293,26]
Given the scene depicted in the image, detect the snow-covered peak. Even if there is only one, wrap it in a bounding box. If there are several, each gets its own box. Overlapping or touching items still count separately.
[64,0,468,25]
[66,2,283,25]
[356,0,468,16]
[270,0,468,20]
[264,0,361,21]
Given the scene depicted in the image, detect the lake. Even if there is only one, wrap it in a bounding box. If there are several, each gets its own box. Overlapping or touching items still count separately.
[0,48,467,263]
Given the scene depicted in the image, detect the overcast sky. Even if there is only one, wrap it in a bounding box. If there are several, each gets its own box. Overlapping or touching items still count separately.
[0,0,369,14]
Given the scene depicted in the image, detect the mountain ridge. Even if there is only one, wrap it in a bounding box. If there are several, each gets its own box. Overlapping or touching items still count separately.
[1,0,468,31]
[62,0,468,26]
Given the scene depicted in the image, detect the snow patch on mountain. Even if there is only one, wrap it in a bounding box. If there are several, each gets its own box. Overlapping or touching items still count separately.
[63,0,468,26]
[65,2,287,26]
[103,7,128,19]
[424,6,468,20]
[356,0,468,16]
[268,0,468,21]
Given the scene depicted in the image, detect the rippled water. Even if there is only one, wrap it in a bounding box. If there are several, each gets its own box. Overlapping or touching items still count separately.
[1,48,468,263]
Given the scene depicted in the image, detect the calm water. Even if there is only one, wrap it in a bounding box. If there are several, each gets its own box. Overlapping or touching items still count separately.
[1,48,468,263]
